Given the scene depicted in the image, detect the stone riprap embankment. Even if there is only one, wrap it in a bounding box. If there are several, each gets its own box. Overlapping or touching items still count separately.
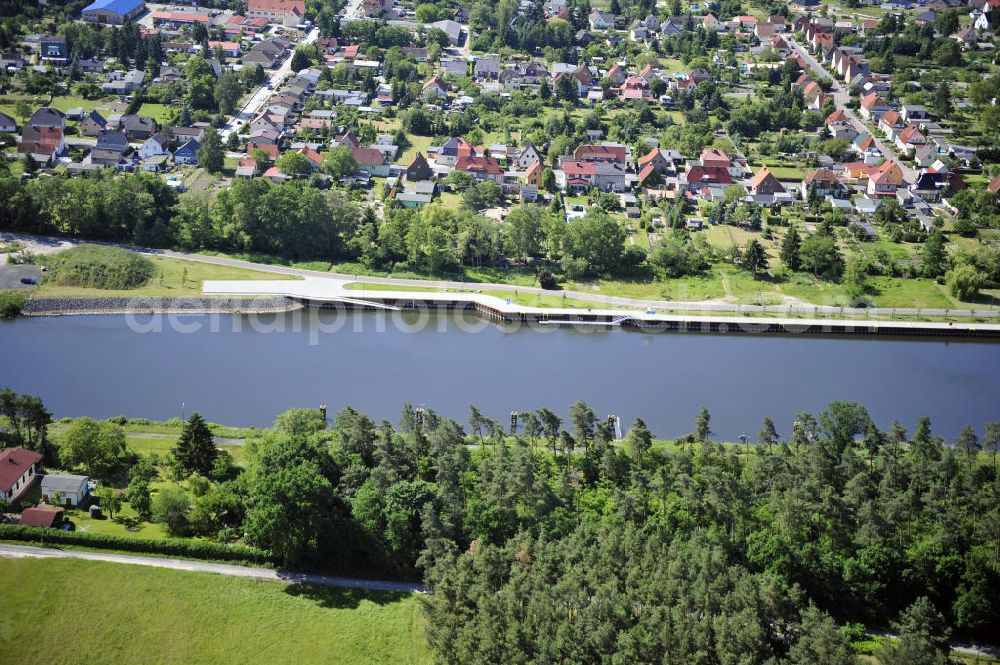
[21,296,300,316]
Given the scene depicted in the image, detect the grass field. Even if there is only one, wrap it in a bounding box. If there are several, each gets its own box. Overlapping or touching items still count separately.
[138,103,177,125]
[0,558,432,665]
[32,254,296,299]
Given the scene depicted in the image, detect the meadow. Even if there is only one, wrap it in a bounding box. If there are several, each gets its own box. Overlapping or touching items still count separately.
[0,557,432,665]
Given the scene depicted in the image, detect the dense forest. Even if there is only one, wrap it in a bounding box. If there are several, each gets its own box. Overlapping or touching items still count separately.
[3,388,998,663]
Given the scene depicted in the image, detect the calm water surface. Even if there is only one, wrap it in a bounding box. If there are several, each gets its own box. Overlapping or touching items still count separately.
[1,310,998,441]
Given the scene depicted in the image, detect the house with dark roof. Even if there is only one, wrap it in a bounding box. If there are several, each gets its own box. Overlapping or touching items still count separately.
[120,114,156,140]
[174,138,201,165]
[0,112,16,133]
[80,110,107,136]
[28,107,66,129]
[405,151,432,182]
[39,36,68,64]
[0,447,43,503]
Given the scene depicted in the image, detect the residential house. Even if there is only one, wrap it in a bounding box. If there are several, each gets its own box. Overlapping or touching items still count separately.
[441,57,468,78]
[900,104,930,123]
[351,147,390,176]
[28,107,65,129]
[474,57,500,80]
[852,132,881,163]
[436,137,472,167]
[513,142,543,170]
[588,9,616,30]
[208,41,241,58]
[0,112,17,133]
[90,129,129,167]
[39,36,68,64]
[170,125,206,144]
[637,147,671,175]
[363,0,393,18]
[702,13,722,31]
[553,64,593,96]
[139,133,170,160]
[79,110,107,136]
[19,125,65,163]
[405,151,432,181]
[120,114,156,140]
[456,152,504,184]
[421,76,449,100]
[988,173,1000,194]
[749,166,785,195]
[802,167,845,197]
[867,159,905,196]
[102,69,145,94]
[40,474,89,507]
[242,39,287,68]
[396,180,436,207]
[878,109,905,138]
[563,160,627,192]
[859,92,890,121]
[247,0,304,25]
[429,20,463,46]
[524,161,544,187]
[619,75,651,101]
[173,138,200,165]
[574,143,629,164]
[0,447,43,503]
[895,124,927,157]
[82,0,145,24]
[499,61,549,89]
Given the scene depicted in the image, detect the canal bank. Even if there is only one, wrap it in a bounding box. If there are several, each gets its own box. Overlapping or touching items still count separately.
[204,277,1000,340]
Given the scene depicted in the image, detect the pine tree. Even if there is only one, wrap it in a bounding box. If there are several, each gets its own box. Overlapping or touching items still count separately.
[173,413,217,477]
[780,225,802,271]
[695,407,710,442]
[743,239,769,275]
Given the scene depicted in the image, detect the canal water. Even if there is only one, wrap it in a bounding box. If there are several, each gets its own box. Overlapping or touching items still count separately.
[1,310,998,441]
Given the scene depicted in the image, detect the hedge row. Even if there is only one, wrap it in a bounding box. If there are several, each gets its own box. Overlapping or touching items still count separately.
[0,524,273,565]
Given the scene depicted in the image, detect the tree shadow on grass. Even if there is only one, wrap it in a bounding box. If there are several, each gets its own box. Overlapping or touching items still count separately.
[282,582,414,609]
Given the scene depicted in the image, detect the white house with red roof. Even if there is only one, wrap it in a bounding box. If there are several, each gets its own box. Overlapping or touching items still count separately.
[0,447,43,503]
[247,0,304,25]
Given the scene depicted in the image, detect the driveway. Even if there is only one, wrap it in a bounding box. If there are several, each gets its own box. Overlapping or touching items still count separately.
[0,543,427,593]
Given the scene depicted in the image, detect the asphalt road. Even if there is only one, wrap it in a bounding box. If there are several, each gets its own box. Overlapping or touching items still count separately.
[219,26,320,142]
[0,543,427,593]
[785,37,916,182]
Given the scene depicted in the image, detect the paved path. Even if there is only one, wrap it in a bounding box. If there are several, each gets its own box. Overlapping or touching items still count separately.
[0,543,427,593]
[6,231,1000,320]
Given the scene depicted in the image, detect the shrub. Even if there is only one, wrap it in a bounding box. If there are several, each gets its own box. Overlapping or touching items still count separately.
[538,269,559,290]
[0,524,272,564]
[45,244,155,290]
[0,290,26,319]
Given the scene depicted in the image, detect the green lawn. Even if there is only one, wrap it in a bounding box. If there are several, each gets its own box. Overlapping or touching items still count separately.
[126,435,249,467]
[32,254,297,299]
[0,557,432,665]
[63,501,173,540]
[139,102,177,125]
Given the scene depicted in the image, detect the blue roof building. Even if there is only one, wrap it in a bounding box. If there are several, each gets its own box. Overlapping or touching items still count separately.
[82,0,146,25]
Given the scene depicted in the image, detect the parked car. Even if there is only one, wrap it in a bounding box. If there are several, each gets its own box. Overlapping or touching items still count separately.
[20,277,37,285]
